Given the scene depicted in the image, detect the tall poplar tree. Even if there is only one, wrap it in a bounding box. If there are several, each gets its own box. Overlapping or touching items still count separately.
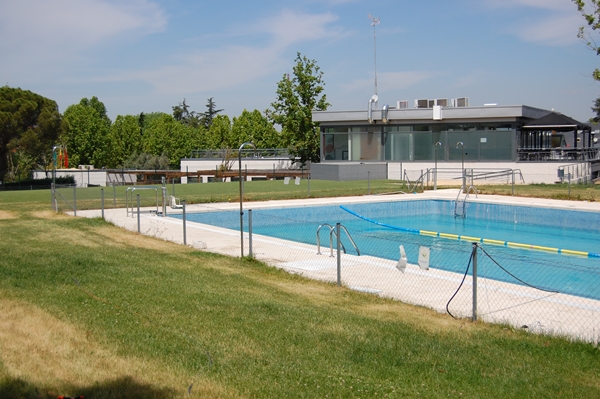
[266,53,329,165]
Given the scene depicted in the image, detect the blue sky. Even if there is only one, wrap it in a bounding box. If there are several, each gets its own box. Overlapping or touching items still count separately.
[2,0,599,122]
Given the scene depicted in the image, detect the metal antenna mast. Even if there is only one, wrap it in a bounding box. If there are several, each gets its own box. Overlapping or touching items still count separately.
[368,14,380,96]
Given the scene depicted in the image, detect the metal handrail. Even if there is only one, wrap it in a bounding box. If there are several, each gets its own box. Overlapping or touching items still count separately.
[316,223,360,257]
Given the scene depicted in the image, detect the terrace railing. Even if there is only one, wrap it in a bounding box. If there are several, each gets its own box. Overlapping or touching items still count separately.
[190,148,291,159]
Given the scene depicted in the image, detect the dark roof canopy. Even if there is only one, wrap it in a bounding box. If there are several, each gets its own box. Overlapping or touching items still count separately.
[522,112,590,132]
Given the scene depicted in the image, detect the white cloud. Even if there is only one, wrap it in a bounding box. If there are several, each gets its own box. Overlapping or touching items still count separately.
[342,71,438,93]
[256,10,345,49]
[483,0,571,11]
[96,9,345,96]
[483,0,582,46]
[0,0,166,54]
[109,46,282,95]
[515,14,582,46]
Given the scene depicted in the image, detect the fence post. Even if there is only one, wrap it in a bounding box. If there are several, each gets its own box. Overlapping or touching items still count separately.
[248,209,253,258]
[568,173,571,198]
[511,170,515,196]
[472,243,478,322]
[307,175,310,197]
[101,188,105,220]
[172,178,175,196]
[367,171,371,195]
[336,223,341,286]
[73,184,77,217]
[51,182,55,212]
[182,200,187,245]
[137,194,141,233]
[113,184,116,208]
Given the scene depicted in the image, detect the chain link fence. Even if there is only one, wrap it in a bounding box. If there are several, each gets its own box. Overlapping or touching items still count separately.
[65,186,600,344]
[172,201,600,344]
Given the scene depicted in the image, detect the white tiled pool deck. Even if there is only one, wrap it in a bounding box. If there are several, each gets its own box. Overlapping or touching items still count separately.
[77,189,600,343]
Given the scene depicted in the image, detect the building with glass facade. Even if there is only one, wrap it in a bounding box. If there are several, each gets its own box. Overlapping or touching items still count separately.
[313,104,558,163]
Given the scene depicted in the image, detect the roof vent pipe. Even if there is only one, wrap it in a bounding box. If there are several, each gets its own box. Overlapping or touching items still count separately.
[368,94,378,124]
[381,104,389,124]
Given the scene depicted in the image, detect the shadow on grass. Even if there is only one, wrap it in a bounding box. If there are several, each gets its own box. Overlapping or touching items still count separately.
[0,375,176,399]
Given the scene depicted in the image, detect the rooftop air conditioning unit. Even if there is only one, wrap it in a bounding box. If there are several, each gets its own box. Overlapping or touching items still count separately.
[451,97,469,107]
[397,100,409,109]
[415,99,428,108]
[435,98,448,107]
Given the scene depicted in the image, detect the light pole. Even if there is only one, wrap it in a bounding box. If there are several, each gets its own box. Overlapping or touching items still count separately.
[456,141,465,189]
[238,141,256,257]
[434,142,442,191]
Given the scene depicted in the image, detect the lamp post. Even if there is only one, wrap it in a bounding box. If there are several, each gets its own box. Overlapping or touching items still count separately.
[456,141,465,189]
[434,142,442,191]
[238,141,256,257]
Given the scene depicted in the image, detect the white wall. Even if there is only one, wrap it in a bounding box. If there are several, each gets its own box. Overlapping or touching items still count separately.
[180,158,301,174]
[34,169,108,187]
[386,161,581,184]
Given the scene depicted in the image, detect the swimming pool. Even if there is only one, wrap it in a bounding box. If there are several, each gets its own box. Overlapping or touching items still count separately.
[177,200,600,300]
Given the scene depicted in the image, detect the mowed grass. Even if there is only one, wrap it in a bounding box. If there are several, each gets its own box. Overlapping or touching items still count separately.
[0,182,599,398]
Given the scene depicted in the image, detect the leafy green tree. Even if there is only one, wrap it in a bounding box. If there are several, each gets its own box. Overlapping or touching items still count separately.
[575,0,600,80]
[574,0,600,120]
[141,113,203,168]
[123,151,170,170]
[207,114,232,148]
[266,53,330,165]
[201,97,223,130]
[63,97,111,167]
[106,115,142,168]
[172,99,201,128]
[232,109,282,149]
[0,86,63,182]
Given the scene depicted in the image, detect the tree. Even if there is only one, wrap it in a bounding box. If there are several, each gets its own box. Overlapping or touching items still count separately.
[0,86,64,182]
[141,113,204,168]
[172,99,201,128]
[200,97,223,130]
[574,0,600,120]
[207,114,232,149]
[266,53,330,165]
[63,97,111,167]
[106,115,142,168]
[232,109,282,149]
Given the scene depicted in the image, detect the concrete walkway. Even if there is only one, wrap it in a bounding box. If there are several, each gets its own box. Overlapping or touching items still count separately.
[76,189,600,343]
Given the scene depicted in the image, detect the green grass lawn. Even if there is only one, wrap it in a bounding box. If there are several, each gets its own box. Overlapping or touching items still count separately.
[0,181,599,398]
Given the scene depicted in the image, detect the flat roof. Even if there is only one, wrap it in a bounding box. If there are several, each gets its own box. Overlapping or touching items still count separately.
[313,105,552,125]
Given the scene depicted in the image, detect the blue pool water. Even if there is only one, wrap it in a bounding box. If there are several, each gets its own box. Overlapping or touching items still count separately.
[176,200,600,300]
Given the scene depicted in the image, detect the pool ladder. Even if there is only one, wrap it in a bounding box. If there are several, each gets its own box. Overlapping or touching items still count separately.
[316,223,360,257]
[454,185,478,218]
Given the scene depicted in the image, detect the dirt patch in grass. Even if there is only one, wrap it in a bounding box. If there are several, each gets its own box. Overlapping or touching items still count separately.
[0,210,16,220]
[0,298,228,398]
[29,210,70,219]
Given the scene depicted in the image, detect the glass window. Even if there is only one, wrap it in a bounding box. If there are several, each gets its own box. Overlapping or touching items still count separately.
[385,132,410,160]
[322,133,349,160]
[479,130,513,160]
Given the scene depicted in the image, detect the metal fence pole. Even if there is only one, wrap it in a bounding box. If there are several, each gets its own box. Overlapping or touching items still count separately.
[172,178,175,196]
[51,182,55,211]
[511,170,515,196]
[336,223,341,286]
[367,171,371,195]
[248,209,253,258]
[137,194,141,233]
[73,184,77,217]
[101,188,105,220]
[182,200,187,245]
[113,184,116,208]
[472,243,478,322]
[307,175,310,197]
